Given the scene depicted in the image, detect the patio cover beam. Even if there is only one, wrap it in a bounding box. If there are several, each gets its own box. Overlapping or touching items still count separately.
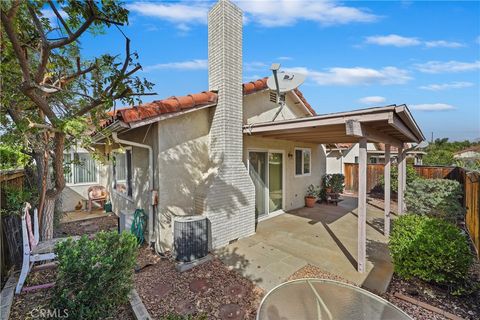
[345,120,403,148]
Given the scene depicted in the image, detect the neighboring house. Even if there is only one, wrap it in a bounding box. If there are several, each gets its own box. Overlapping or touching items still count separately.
[326,143,425,174]
[83,0,424,264]
[453,146,480,160]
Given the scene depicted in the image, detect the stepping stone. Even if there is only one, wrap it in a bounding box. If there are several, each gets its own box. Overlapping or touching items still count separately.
[175,300,196,315]
[84,225,99,232]
[219,304,244,320]
[225,284,246,299]
[146,283,172,299]
[189,278,209,293]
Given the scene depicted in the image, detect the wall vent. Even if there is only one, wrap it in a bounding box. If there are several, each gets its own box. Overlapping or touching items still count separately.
[173,215,209,262]
[269,91,285,103]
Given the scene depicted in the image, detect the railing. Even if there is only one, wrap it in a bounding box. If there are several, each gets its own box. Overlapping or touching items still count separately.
[343,163,480,257]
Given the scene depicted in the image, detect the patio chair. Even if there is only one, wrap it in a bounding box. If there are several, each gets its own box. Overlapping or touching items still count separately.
[16,203,79,294]
[87,185,108,212]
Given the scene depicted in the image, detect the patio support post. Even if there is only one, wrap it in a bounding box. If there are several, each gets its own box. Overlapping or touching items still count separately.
[397,146,405,215]
[358,138,367,273]
[384,144,391,236]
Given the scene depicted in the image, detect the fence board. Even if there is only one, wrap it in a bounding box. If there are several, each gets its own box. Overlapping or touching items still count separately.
[343,163,479,257]
[0,170,25,288]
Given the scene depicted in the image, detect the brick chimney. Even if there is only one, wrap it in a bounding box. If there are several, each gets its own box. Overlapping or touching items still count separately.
[195,0,255,249]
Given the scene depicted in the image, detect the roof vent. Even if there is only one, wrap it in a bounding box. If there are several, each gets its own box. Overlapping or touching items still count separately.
[270,91,285,103]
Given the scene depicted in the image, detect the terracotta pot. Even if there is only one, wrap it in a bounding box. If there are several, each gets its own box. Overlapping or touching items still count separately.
[326,187,332,193]
[305,196,316,208]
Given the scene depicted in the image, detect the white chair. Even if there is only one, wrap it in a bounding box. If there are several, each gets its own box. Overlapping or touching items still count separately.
[16,203,78,294]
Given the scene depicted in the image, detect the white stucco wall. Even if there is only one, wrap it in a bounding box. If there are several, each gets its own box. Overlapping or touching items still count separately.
[104,125,158,228]
[156,109,211,251]
[243,136,326,211]
[243,90,310,124]
[326,149,344,174]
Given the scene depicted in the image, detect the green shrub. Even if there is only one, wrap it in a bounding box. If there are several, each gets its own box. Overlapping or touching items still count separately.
[52,231,138,319]
[320,174,345,200]
[405,178,464,222]
[389,215,472,288]
[379,164,418,192]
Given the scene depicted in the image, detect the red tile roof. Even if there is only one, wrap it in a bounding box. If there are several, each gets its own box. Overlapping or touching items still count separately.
[101,77,315,128]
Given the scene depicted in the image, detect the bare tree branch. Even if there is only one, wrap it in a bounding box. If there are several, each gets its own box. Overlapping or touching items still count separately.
[48,0,72,36]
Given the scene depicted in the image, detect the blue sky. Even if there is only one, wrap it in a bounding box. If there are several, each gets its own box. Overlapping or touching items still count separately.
[46,1,480,141]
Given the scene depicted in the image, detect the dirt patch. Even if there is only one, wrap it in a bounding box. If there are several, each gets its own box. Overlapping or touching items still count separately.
[134,246,264,319]
[54,214,118,237]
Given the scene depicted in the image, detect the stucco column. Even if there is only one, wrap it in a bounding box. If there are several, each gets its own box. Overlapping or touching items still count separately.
[358,138,367,273]
[397,146,405,215]
[384,144,391,236]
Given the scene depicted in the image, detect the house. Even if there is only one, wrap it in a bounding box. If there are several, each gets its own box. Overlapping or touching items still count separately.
[453,146,480,160]
[326,142,425,174]
[85,0,424,272]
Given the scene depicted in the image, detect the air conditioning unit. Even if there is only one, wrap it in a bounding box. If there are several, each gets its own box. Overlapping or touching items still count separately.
[173,215,209,262]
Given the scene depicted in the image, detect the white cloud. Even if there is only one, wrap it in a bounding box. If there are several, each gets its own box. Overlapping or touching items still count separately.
[127,1,379,30]
[237,0,379,27]
[424,40,465,48]
[365,34,421,47]
[40,9,67,23]
[126,2,209,31]
[419,82,474,91]
[143,59,207,72]
[365,34,465,48]
[410,103,455,111]
[244,61,268,72]
[358,96,386,105]
[285,66,411,86]
[415,60,480,73]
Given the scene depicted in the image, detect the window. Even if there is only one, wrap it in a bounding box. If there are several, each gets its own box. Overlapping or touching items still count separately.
[370,157,378,164]
[113,149,132,197]
[64,152,98,185]
[295,148,311,176]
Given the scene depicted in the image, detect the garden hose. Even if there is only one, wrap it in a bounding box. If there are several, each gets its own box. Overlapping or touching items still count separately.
[130,209,146,245]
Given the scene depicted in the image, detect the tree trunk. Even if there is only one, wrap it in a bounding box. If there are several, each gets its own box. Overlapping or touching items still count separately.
[41,196,55,240]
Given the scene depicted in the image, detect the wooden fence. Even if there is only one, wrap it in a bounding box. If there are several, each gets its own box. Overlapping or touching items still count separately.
[1,170,25,287]
[344,163,480,257]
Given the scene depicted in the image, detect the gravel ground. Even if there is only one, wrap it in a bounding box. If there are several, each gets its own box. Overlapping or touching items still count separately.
[134,245,264,319]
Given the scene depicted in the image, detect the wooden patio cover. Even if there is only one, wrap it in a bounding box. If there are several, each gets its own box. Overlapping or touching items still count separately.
[243,104,425,273]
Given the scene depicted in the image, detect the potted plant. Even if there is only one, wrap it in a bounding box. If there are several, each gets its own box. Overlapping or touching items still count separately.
[305,184,319,208]
[320,174,345,201]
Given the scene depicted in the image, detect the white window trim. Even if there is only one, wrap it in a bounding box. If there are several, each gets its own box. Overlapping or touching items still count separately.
[112,147,133,200]
[294,147,312,177]
[65,150,99,186]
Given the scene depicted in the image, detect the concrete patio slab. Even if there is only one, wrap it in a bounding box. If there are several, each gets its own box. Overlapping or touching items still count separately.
[217,196,393,293]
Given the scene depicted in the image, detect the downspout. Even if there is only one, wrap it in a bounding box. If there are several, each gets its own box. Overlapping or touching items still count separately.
[112,132,155,245]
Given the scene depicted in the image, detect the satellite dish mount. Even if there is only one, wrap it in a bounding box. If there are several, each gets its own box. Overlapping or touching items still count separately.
[267,64,306,121]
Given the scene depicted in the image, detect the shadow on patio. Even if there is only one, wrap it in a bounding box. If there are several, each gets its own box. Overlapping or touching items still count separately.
[218,196,393,293]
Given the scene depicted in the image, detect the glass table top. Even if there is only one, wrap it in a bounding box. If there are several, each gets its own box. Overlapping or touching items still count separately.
[257,279,412,320]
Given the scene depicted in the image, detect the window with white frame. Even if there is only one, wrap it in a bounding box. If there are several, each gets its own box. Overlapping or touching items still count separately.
[295,148,311,176]
[112,149,132,197]
[64,152,98,185]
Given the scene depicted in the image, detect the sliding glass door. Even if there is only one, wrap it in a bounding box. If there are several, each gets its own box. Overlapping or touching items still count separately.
[248,151,284,219]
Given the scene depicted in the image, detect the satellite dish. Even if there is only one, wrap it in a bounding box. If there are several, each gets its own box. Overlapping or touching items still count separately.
[267,71,306,93]
[416,140,429,149]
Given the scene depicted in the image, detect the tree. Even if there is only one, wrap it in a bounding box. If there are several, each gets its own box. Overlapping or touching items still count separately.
[1,1,153,239]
